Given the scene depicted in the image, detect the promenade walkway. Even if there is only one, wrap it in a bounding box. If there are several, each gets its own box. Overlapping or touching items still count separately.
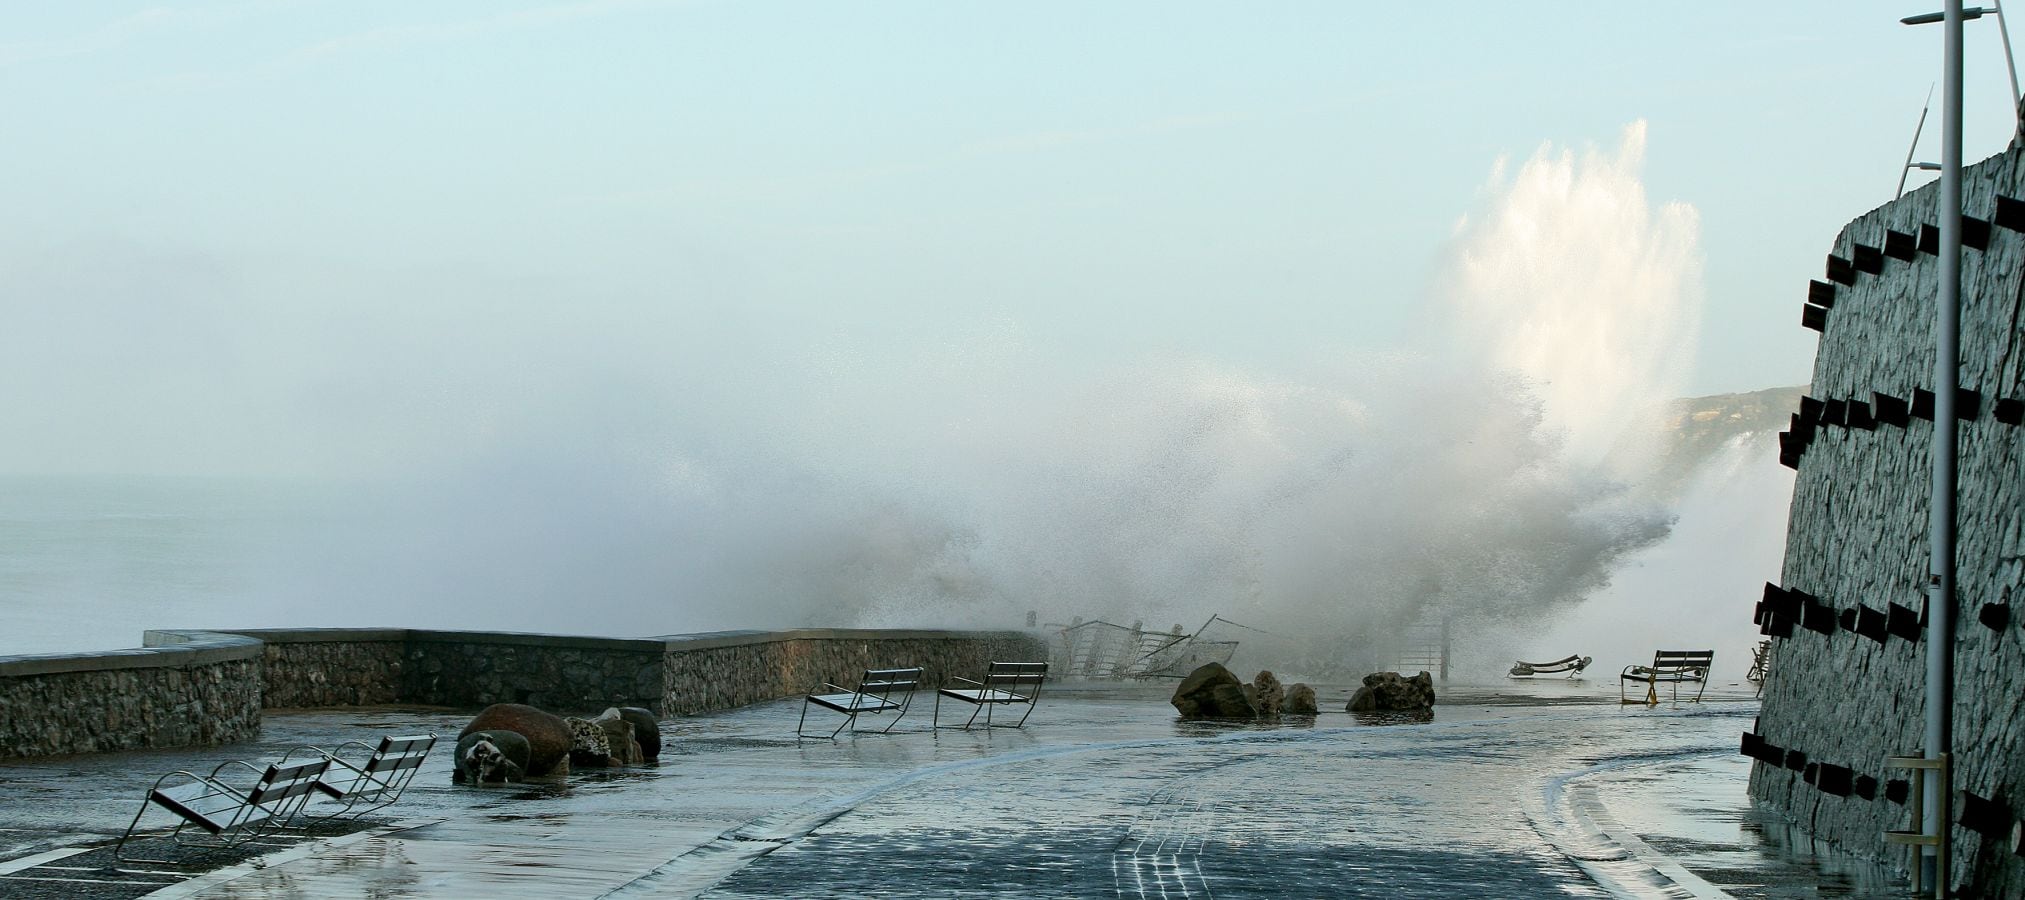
[0,681,1900,898]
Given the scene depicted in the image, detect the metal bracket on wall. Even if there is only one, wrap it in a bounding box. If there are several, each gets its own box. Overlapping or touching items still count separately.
[1885,752,1951,898]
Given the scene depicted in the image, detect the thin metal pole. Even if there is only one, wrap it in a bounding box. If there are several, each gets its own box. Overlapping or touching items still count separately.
[1900,85,1935,200]
[1439,614,1451,683]
[1926,2,1964,895]
[1995,0,2022,130]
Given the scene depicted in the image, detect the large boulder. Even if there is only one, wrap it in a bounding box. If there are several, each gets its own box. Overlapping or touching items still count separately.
[459,703,573,777]
[1251,671,1285,717]
[1346,671,1436,712]
[454,730,531,784]
[616,707,662,761]
[1171,662,1260,718]
[1283,683,1319,715]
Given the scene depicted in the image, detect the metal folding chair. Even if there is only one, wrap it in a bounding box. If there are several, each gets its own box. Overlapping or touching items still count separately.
[307,733,436,821]
[113,749,332,864]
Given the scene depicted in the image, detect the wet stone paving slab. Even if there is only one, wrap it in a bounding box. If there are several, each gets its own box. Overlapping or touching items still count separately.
[0,680,1904,898]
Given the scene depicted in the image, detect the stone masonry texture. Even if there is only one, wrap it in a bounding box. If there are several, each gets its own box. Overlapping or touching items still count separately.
[1751,141,2025,895]
[0,627,1047,761]
[0,659,262,759]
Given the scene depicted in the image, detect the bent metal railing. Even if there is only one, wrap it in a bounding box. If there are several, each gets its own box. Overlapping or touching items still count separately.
[1046,618,1239,680]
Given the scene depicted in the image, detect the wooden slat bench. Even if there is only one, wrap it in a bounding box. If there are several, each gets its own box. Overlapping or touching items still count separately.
[1620,650,1714,704]
[798,667,925,738]
[933,661,1048,729]
[1507,654,1592,678]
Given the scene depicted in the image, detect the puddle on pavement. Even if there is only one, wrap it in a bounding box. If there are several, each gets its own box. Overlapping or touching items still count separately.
[0,682,1903,898]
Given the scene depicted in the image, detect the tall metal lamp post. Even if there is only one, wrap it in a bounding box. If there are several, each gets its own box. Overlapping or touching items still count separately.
[1899,2,1969,894]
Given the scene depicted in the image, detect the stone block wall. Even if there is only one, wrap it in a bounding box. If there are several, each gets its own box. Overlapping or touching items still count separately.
[237,629,407,709]
[1751,141,2025,895]
[0,634,263,758]
[399,631,666,714]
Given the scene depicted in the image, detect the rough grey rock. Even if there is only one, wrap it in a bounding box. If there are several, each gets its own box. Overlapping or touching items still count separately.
[592,709,645,765]
[616,706,661,761]
[1346,671,1435,712]
[1251,671,1285,717]
[565,716,614,767]
[1283,683,1319,715]
[455,730,531,783]
[1170,662,1259,718]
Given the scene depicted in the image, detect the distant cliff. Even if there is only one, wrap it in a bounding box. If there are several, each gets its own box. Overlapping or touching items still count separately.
[1636,385,1806,500]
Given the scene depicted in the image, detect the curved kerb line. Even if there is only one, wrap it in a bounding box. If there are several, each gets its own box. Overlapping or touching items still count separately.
[601,713,1720,899]
[1525,746,1737,900]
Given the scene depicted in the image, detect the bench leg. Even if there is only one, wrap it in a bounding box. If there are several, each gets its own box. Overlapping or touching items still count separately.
[112,794,157,862]
[114,787,215,866]
[881,698,909,734]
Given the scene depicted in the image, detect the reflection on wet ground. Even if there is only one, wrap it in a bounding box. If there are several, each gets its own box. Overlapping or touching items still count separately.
[0,679,1905,897]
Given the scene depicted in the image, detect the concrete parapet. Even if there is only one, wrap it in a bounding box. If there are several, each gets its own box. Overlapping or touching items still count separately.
[0,626,1046,760]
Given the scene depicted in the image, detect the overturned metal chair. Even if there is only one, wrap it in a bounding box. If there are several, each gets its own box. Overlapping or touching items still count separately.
[1507,654,1592,678]
[1745,639,1771,696]
[798,667,925,738]
[307,733,436,821]
[933,661,1048,729]
[113,750,332,863]
[1620,649,1714,704]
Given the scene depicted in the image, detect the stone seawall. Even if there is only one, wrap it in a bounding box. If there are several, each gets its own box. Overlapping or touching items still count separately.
[243,629,408,709]
[401,631,666,713]
[1751,140,2025,895]
[0,633,264,759]
[656,630,1049,716]
[0,627,1047,761]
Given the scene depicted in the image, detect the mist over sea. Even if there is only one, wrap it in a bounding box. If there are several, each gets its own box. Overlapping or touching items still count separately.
[0,123,1790,675]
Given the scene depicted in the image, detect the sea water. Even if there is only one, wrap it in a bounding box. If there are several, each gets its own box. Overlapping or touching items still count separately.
[0,474,323,655]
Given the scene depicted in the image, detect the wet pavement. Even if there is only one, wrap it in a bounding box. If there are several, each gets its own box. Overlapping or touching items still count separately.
[0,679,1904,898]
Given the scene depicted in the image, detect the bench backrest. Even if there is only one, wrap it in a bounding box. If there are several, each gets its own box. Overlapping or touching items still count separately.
[245,758,332,808]
[362,734,437,776]
[1651,650,1714,672]
[983,661,1048,699]
[858,667,924,703]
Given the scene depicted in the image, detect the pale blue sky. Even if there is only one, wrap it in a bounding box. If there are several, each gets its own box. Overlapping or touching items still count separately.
[3,1,2019,474]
